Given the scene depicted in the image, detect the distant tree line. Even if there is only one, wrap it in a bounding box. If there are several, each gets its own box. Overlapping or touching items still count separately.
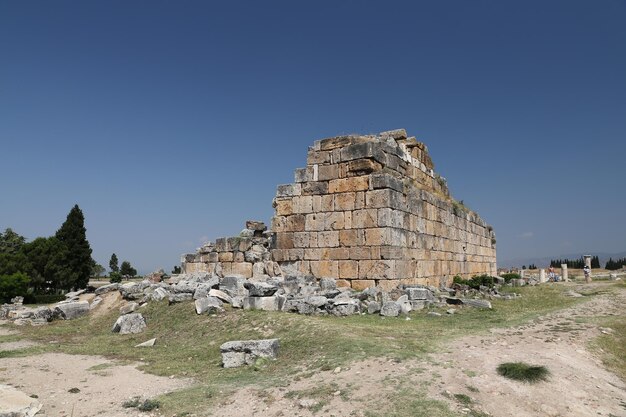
[108,253,138,283]
[605,257,626,270]
[521,264,537,270]
[0,205,94,303]
[550,256,600,269]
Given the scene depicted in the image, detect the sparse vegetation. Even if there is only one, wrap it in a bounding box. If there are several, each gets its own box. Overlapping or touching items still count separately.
[496,362,549,383]
[5,282,584,416]
[123,397,160,411]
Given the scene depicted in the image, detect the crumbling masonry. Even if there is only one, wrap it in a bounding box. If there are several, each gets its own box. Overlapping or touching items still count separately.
[182,129,497,290]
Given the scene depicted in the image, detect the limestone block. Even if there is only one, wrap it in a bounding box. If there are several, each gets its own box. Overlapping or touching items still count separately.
[307,149,331,164]
[310,260,339,277]
[275,199,293,216]
[318,164,340,181]
[351,279,375,291]
[328,176,369,193]
[243,296,281,311]
[320,135,373,151]
[294,167,314,183]
[349,247,373,260]
[338,260,358,279]
[339,142,386,164]
[370,173,404,192]
[347,158,383,176]
[112,313,146,334]
[276,232,294,249]
[284,214,306,232]
[276,183,301,197]
[292,196,314,213]
[317,231,339,247]
[219,252,234,262]
[320,248,345,260]
[334,192,356,211]
[195,296,225,314]
[359,260,394,280]
[366,189,405,210]
[312,195,334,212]
[323,212,345,230]
[293,232,312,248]
[352,209,377,229]
[54,301,90,320]
[339,229,362,247]
[354,191,366,209]
[302,181,329,195]
[220,338,280,368]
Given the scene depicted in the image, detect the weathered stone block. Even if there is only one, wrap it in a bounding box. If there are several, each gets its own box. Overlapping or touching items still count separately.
[276,183,301,197]
[243,296,281,311]
[351,279,375,291]
[338,260,358,279]
[112,313,146,334]
[220,338,280,368]
[328,176,369,193]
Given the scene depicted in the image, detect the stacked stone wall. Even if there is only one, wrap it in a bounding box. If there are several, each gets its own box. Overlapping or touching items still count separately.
[182,221,282,280]
[271,129,496,290]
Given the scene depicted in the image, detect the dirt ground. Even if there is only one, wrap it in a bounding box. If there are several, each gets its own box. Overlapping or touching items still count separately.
[0,353,189,417]
[216,282,626,417]
[1,281,625,417]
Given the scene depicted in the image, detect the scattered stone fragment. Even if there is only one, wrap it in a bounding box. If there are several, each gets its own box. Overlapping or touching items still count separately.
[120,302,139,315]
[460,299,492,309]
[0,384,42,417]
[53,301,90,320]
[380,301,401,317]
[135,338,157,347]
[112,313,146,334]
[220,338,280,368]
[195,296,225,314]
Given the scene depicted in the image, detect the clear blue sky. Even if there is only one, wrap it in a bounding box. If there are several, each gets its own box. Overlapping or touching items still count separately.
[1,1,625,272]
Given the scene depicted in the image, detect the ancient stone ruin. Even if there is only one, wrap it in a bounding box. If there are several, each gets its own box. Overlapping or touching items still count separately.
[182,129,497,289]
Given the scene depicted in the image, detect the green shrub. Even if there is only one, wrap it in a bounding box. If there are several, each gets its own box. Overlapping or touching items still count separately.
[497,362,549,383]
[23,293,66,305]
[109,272,122,283]
[0,272,30,303]
[500,273,520,282]
[453,274,496,289]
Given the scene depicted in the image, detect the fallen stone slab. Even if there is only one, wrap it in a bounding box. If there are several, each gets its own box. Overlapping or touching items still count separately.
[0,384,42,417]
[405,287,434,301]
[220,275,249,298]
[220,338,280,368]
[244,281,278,297]
[112,313,146,334]
[243,296,282,311]
[168,293,193,304]
[135,338,156,347]
[151,287,169,301]
[380,301,401,317]
[195,296,225,314]
[460,299,492,309]
[95,282,120,295]
[208,289,232,304]
[120,302,139,315]
[53,301,90,320]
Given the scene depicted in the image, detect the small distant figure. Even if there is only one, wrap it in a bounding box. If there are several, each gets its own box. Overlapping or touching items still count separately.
[583,265,591,283]
[548,266,556,282]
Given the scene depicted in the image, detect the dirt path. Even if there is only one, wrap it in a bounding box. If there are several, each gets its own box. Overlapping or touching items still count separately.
[216,282,626,417]
[1,282,624,417]
[0,353,189,417]
[424,283,626,417]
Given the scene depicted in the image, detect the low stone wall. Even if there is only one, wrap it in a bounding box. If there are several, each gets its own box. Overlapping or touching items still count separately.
[182,221,282,280]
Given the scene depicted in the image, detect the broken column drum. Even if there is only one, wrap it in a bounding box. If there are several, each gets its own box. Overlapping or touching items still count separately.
[271,129,497,289]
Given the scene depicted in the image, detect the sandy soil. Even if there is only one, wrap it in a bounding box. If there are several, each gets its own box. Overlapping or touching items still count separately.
[215,282,626,417]
[0,353,189,417]
[1,282,624,417]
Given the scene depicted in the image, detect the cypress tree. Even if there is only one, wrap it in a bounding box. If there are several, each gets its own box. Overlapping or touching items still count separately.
[109,253,119,273]
[55,205,93,290]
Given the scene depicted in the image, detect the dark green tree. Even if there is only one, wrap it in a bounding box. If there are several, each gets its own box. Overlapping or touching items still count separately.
[55,205,93,290]
[0,272,30,303]
[120,261,137,277]
[19,237,66,293]
[109,253,119,273]
[0,228,26,254]
[172,265,181,274]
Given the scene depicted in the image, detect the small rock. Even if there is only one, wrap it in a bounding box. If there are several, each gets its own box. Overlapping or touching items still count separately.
[135,338,157,347]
